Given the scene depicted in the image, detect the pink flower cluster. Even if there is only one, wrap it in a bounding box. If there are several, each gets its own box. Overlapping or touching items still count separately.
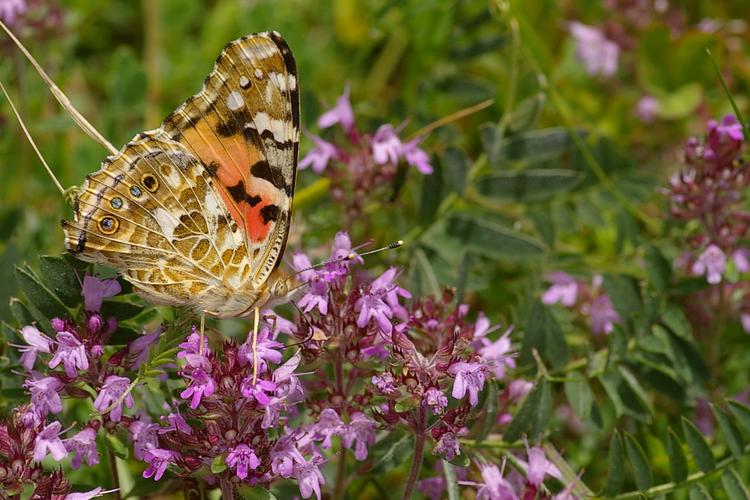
[542,272,620,335]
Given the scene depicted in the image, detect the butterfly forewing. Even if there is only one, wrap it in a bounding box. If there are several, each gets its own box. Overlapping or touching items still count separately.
[161,32,299,287]
[62,32,299,317]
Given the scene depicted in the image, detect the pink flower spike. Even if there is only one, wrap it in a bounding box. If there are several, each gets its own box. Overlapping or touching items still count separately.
[448,362,486,406]
[180,368,216,409]
[742,313,750,334]
[16,325,52,370]
[64,488,106,500]
[226,443,261,479]
[692,244,726,284]
[25,376,63,416]
[542,272,579,307]
[299,134,339,174]
[93,375,134,422]
[318,85,355,134]
[569,21,619,77]
[524,443,562,487]
[0,0,26,26]
[372,124,402,165]
[33,421,68,462]
[48,331,89,378]
[64,427,99,469]
[294,459,326,500]
[143,447,178,481]
[402,137,433,174]
[82,275,121,312]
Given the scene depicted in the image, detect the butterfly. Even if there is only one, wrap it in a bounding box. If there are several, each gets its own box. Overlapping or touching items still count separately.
[60,32,300,319]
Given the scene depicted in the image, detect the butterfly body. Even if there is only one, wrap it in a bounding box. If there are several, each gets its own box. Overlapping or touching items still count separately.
[62,32,300,317]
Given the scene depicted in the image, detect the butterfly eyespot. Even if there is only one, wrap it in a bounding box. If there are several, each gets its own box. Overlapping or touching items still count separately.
[141,174,159,192]
[130,185,143,197]
[98,216,119,234]
[110,197,123,209]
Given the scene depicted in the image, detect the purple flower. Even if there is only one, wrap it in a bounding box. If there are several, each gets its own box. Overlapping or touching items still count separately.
[636,96,660,124]
[418,477,446,500]
[15,325,52,370]
[524,444,562,487]
[65,488,104,500]
[33,421,68,462]
[143,447,178,481]
[541,272,578,307]
[48,331,89,377]
[180,368,216,409]
[734,249,750,273]
[318,231,363,283]
[177,327,211,368]
[692,244,726,284]
[299,134,339,174]
[130,419,160,460]
[238,326,283,373]
[82,275,121,312]
[434,432,461,461]
[424,387,448,415]
[372,124,402,165]
[64,428,99,469]
[0,0,25,26]
[25,376,63,416]
[569,22,619,77]
[372,372,398,395]
[314,408,344,449]
[93,375,134,422]
[706,114,744,163]
[742,313,750,334]
[590,295,620,334]
[475,463,517,500]
[129,330,160,369]
[292,251,317,282]
[356,267,408,335]
[342,412,376,461]
[300,279,331,316]
[478,330,515,379]
[159,410,192,435]
[294,459,326,500]
[226,443,261,479]
[318,85,355,133]
[449,362,486,406]
[271,438,307,478]
[241,377,277,406]
[402,137,433,174]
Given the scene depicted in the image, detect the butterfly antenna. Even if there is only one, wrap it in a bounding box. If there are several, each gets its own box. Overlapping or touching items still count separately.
[0,81,65,195]
[0,20,118,155]
[293,239,404,276]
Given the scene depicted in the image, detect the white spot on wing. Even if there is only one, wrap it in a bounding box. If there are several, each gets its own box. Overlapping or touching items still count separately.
[226,91,244,111]
[239,76,250,88]
[254,68,264,79]
[153,208,179,240]
[248,112,292,142]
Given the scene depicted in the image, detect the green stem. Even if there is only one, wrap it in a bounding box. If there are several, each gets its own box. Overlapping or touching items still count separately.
[402,406,427,500]
[108,449,122,500]
[333,448,348,499]
[142,0,162,127]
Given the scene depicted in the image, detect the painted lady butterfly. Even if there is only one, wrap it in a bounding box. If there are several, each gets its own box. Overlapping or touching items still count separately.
[61,32,300,319]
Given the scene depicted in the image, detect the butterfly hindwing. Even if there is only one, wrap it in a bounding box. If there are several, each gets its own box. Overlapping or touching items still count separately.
[161,32,299,287]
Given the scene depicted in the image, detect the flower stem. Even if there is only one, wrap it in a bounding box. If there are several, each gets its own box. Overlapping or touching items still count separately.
[402,406,426,500]
[333,448,348,499]
[219,477,235,499]
[108,449,122,500]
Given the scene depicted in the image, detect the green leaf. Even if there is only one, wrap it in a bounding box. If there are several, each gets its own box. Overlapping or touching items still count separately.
[418,155,445,225]
[689,483,713,500]
[728,400,750,435]
[520,300,568,370]
[504,378,551,442]
[722,468,750,500]
[661,305,692,339]
[624,433,653,490]
[442,147,469,195]
[564,373,593,421]
[476,169,583,202]
[682,417,715,472]
[14,265,69,323]
[9,298,34,328]
[487,127,586,167]
[619,366,654,417]
[475,380,499,444]
[666,427,688,482]
[442,460,459,500]
[605,431,625,496]
[712,404,745,458]
[211,454,228,473]
[602,273,641,324]
[447,452,470,467]
[645,245,672,293]
[105,434,130,460]
[508,92,545,133]
[237,486,279,500]
[369,431,414,475]
[446,213,546,260]
[39,255,83,308]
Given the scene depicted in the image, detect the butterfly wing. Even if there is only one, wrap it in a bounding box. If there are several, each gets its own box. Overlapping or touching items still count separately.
[161,32,299,288]
[62,32,299,317]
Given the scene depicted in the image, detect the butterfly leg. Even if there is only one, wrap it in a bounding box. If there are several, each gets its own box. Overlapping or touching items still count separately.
[251,307,260,384]
[199,311,206,355]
